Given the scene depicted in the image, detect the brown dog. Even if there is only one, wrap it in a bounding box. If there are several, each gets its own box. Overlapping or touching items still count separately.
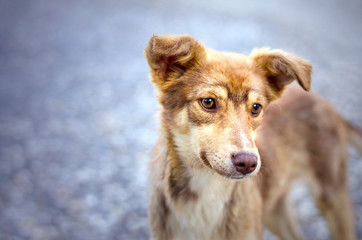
[145,34,360,240]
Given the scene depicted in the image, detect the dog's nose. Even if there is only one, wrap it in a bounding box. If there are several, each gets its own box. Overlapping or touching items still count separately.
[232,152,258,175]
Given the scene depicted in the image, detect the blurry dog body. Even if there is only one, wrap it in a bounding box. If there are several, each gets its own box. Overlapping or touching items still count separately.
[145,35,359,240]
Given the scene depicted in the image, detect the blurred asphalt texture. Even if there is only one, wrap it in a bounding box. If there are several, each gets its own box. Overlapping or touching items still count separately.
[0,0,361,239]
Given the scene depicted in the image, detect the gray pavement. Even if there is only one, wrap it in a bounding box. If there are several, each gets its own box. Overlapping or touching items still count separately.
[0,0,361,239]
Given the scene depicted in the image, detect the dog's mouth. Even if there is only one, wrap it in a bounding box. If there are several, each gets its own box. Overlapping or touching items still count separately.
[199,151,260,180]
[200,151,213,168]
[214,166,258,180]
[222,170,258,180]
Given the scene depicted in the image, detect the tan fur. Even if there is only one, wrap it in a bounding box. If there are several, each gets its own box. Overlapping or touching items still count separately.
[145,34,358,240]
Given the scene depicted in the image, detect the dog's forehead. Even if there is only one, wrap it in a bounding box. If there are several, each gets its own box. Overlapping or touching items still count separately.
[206,48,249,63]
[196,50,264,99]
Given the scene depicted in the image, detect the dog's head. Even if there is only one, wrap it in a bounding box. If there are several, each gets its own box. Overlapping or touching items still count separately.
[145,34,312,179]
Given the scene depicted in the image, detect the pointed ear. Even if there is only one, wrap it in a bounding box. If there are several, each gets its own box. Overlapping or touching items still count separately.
[145,34,205,88]
[251,48,312,100]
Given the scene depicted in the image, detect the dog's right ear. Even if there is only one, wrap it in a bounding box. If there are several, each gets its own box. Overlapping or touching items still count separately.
[145,34,205,89]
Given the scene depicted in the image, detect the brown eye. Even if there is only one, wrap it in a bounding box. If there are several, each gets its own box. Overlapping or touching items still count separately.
[200,98,216,110]
[251,103,262,117]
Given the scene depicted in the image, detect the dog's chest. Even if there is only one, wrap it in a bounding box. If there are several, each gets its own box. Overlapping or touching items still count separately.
[169,172,234,240]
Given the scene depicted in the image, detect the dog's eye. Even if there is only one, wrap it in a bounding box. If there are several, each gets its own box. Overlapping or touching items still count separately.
[251,103,262,117]
[200,98,216,110]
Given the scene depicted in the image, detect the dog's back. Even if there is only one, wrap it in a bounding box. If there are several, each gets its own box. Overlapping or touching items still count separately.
[258,86,357,239]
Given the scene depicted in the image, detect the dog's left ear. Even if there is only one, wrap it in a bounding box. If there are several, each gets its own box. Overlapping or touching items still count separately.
[251,48,312,100]
[145,34,206,90]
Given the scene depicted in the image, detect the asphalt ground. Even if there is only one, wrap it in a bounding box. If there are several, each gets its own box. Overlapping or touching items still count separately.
[0,0,361,239]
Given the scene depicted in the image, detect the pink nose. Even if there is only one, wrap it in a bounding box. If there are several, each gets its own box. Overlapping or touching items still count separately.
[232,152,257,174]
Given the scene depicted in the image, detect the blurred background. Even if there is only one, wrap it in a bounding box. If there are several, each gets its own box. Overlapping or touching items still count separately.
[0,0,361,239]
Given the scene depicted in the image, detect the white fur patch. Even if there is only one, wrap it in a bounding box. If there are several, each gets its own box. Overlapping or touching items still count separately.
[169,169,234,240]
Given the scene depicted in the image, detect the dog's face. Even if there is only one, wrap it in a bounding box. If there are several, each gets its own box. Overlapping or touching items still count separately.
[146,35,311,179]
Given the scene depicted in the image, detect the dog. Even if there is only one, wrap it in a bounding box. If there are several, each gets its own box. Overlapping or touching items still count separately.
[145,34,361,240]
